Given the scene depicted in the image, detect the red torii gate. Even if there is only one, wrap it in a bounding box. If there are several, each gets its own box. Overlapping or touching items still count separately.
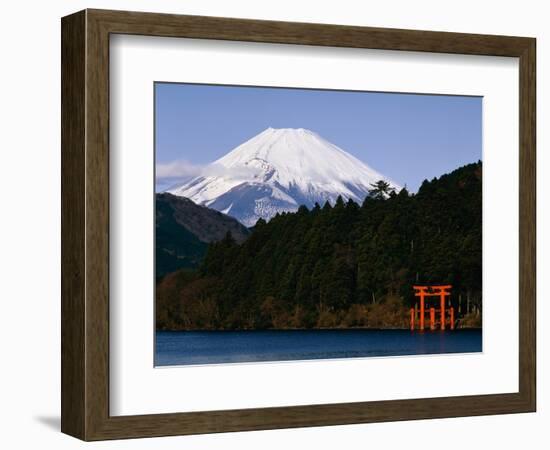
[410,285,454,331]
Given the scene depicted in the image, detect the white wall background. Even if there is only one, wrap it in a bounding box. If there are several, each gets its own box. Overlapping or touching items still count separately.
[0,0,547,448]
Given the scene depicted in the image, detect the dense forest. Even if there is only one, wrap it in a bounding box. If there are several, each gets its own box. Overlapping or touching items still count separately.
[156,162,482,330]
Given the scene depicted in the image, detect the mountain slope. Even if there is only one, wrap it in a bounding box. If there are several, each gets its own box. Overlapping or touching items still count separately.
[168,128,399,226]
[156,193,249,278]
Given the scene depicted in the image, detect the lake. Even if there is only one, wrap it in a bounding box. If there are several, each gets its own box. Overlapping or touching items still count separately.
[155,329,482,366]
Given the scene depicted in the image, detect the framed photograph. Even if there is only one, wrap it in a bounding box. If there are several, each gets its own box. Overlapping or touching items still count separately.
[61,9,536,440]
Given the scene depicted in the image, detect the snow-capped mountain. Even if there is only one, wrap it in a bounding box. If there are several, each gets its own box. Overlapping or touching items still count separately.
[168,128,400,227]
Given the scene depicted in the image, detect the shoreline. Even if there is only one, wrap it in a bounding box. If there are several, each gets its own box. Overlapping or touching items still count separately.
[156,327,482,332]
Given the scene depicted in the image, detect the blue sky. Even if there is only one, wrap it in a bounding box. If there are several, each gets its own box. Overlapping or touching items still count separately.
[155,82,481,192]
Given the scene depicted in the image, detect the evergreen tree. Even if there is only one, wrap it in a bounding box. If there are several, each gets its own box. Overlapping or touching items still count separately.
[368,180,396,199]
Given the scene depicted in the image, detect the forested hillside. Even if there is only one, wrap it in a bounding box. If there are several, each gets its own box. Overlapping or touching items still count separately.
[156,193,249,278]
[157,162,482,330]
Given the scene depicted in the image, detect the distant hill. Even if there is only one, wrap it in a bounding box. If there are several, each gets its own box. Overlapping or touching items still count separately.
[156,193,249,279]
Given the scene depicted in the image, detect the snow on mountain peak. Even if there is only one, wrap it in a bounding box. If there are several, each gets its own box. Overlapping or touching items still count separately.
[168,128,400,226]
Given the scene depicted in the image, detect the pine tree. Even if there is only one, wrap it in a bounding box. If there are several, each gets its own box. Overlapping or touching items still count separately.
[368,180,396,199]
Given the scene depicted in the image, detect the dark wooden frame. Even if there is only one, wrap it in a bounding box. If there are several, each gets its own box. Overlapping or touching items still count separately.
[61,9,536,441]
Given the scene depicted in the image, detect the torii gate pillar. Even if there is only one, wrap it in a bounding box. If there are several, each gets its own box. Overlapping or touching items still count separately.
[440,290,446,331]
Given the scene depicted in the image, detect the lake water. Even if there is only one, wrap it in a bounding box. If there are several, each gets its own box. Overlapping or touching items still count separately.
[155,329,482,366]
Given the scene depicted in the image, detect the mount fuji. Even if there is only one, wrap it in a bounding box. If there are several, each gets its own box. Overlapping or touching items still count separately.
[168,128,400,227]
